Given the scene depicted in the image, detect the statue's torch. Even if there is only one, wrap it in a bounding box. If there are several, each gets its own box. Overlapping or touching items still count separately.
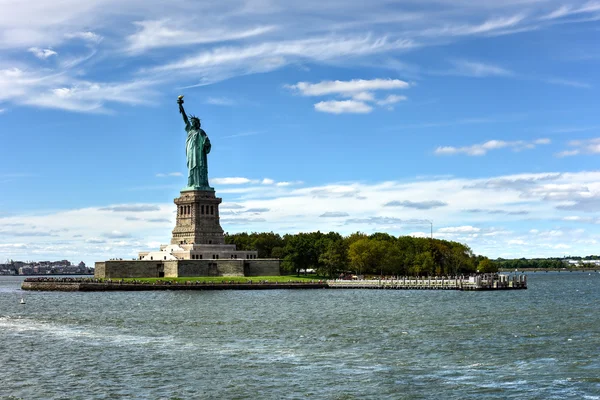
[177,95,184,113]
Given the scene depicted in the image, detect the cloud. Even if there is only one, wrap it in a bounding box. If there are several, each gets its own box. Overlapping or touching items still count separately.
[289,78,410,113]
[556,138,600,157]
[556,195,600,213]
[384,200,448,209]
[205,97,236,106]
[435,138,551,156]
[151,35,417,84]
[2,231,57,237]
[446,60,514,77]
[156,172,183,177]
[320,211,350,218]
[376,94,407,106]
[221,203,245,210]
[261,178,275,185]
[438,226,480,233]
[345,216,407,225]
[65,31,103,44]
[102,230,133,239]
[28,47,58,59]
[99,205,160,212]
[314,100,372,114]
[287,78,410,96]
[422,14,527,37]
[0,67,157,113]
[540,3,600,21]
[86,238,106,244]
[544,78,592,89]
[212,177,253,185]
[244,208,270,213]
[147,218,171,223]
[126,20,275,53]
[6,171,600,263]
[464,208,529,216]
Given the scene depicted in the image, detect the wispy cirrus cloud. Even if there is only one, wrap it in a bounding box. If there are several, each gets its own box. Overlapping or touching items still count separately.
[556,137,600,157]
[126,20,276,53]
[156,172,183,177]
[444,60,513,77]
[151,36,417,85]
[28,47,58,59]
[435,138,551,156]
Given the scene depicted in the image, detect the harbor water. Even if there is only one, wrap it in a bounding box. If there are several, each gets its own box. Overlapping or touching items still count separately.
[1,273,599,399]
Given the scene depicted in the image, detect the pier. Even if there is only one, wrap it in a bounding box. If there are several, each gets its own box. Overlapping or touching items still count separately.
[327,274,527,291]
[21,274,526,291]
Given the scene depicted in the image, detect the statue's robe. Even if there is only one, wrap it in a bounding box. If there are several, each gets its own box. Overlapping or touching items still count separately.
[185,125,211,189]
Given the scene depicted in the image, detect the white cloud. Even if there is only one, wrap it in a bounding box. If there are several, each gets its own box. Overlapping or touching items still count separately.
[5,170,600,263]
[448,60,513,77]
[540,3,600,20]
[126,20,275,53]
[288,78,410,96]
[435,138,551,156]
[261,178,275,185]
[314,100,373,114]
[438,226,481,233]
[212,177,254,185]
[151,36,417,84]
[205,97,235,106]
[376,94,407,106]
[420,14,526,37]
[28,47,58,59]
[65,31,103,43]
[556,138,600,157]
[352,92,375,101]
[156,172,183,177]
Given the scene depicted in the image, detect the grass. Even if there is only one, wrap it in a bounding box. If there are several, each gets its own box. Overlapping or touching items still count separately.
[120,274,325,284]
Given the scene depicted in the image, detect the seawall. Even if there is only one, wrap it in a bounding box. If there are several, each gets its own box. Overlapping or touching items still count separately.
[21,281,328,291]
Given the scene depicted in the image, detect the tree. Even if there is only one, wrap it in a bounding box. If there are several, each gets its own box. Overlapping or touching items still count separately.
[318,238,348,278]
[477,258,498,273]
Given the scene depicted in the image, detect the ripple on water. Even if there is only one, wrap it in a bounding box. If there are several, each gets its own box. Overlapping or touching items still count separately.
[1,273,600,399]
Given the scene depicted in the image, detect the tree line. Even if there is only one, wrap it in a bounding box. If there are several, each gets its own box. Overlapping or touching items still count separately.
[494,258,570,270]
[224,231,497,277]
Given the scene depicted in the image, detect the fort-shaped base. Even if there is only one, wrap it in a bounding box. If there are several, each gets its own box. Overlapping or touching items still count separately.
[171,189,224,245]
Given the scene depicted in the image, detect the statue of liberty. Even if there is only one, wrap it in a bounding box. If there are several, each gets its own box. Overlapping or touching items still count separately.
[177,96,213,191]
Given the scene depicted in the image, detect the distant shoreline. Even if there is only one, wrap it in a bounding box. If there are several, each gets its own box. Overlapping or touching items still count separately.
[499,268,599,272]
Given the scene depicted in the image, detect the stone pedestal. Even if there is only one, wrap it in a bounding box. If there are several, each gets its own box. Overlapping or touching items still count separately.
[171,189,225,245]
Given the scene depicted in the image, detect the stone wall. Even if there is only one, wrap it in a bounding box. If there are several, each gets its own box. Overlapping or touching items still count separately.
[95,262,106,278]
[96,259,254,278]
[244,259,281,276]
[95,260,165,279]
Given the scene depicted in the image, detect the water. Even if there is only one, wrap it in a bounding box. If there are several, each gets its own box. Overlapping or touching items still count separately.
[1,273,599,399]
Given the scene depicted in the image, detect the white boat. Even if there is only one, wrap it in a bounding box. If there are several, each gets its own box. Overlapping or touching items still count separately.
[19,297,25,305]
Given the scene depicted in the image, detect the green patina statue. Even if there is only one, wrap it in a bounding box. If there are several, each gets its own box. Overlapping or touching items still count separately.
[177,96,213,191]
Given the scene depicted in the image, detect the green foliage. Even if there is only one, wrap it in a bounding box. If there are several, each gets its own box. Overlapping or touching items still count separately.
[494,258,567,270]
[226,230,485,276]
[477,258,498,273]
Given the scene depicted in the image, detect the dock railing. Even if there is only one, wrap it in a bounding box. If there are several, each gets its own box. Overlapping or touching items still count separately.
[327,273,526,291]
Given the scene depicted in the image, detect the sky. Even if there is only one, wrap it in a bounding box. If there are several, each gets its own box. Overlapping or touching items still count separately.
[1,0,600,266]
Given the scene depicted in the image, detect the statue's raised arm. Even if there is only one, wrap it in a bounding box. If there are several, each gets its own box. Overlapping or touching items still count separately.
[177,95,190,129]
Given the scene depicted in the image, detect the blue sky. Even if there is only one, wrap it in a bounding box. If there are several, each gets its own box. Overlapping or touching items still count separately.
[1,0,600,265]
